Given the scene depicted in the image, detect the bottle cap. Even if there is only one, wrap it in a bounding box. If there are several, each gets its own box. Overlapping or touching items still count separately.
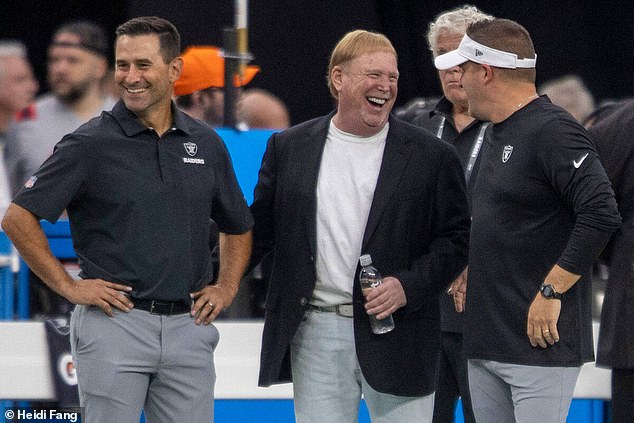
[359,254,372,267]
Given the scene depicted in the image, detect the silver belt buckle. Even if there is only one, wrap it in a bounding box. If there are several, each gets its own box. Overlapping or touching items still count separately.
[336,304,354,318]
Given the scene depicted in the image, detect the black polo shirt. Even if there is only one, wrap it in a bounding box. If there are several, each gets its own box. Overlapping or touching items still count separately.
[401,96,490,333]
[13,101,253,302]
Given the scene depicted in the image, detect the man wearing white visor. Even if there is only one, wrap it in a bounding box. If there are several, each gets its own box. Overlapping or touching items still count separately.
[434,32,536,70]
[437,18,622,423]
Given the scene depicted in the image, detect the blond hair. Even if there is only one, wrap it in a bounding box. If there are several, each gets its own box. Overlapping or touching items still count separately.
[327,30,397,100]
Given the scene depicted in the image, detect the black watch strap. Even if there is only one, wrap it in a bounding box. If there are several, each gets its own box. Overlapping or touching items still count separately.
[539,283,563,300]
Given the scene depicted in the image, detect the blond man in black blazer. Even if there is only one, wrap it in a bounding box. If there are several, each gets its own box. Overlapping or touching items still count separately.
[251,30,470,423]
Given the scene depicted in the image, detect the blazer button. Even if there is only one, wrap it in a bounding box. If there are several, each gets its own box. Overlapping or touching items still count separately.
[300,297,308,306]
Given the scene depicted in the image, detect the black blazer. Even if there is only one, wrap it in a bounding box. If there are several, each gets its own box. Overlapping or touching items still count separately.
[250,113,470,396]
[588,100,634,368]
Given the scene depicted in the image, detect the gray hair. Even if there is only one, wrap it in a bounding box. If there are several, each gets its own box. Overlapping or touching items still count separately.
[539,75,596,124]
[0,40,28,78]
[0,40,27,59]
[427,5,493,56]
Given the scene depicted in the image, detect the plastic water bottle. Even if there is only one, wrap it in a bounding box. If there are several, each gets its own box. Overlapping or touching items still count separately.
[359,254,395,334]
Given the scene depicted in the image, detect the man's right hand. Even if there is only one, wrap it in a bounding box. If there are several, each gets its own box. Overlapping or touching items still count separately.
[66,278,133,317]
[2,204,134,318]
[448,267,468,313]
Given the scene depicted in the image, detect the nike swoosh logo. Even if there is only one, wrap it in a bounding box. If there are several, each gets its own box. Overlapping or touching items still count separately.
[573,152,589,169]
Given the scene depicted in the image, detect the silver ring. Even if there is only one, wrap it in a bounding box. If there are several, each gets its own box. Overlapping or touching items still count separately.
[208,302,215,309]
[543,329,550,333]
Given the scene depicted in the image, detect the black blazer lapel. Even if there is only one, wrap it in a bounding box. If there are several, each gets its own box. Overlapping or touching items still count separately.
[297,114,332,258]
[362,118,412,249]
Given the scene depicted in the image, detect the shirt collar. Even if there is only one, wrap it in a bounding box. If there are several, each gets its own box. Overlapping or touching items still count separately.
[112,100,196,136]
[431,96,487,133]
[431,97,454,118]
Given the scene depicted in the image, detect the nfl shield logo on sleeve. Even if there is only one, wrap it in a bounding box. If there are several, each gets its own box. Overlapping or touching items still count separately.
[24,175,38,188]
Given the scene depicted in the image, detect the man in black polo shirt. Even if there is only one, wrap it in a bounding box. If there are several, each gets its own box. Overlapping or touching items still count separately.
[2,16,253,423]
[398,7,493,421]
[435,18,621,423]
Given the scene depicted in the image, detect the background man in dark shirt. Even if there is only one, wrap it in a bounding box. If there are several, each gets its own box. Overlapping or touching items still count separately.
[2,16,253,423]
[587,100,634,423]
[435,18,621,423]
[398,6,493,421]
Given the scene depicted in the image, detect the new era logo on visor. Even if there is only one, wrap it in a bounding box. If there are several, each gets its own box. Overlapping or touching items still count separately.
[475,49,484,56]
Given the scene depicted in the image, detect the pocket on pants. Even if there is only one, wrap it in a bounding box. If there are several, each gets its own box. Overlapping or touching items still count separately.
[208,323,220,352]
[69,305,86,358]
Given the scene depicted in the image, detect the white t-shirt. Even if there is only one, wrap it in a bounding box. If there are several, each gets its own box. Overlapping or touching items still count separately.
[311,121,388,306]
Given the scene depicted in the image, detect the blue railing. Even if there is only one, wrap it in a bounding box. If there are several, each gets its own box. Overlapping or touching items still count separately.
[0,232,16,320]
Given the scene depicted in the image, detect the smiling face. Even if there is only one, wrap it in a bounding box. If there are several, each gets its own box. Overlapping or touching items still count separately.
[115,33,182,126]
[331,50,398,137]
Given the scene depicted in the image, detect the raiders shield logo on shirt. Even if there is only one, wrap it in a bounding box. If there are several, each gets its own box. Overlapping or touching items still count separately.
[183,142,198,156]
[502,145,513,163]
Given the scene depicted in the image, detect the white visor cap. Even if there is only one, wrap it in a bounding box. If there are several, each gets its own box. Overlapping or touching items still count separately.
[434,34,537,70]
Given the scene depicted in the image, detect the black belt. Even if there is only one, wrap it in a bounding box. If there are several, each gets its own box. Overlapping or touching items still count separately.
[132,298,191,315]
[308,304,354,318]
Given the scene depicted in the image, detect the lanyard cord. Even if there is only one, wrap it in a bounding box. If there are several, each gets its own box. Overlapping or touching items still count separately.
[436,116,446,138]
[436,116,490,183]
[465,122,490,183]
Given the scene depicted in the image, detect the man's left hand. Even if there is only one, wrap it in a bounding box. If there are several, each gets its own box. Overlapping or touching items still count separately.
[190,284,236,325]
[364,276,407,320]
[527,293,561,348]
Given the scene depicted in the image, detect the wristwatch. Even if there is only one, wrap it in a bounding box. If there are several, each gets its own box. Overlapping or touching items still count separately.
[539,283,563,300]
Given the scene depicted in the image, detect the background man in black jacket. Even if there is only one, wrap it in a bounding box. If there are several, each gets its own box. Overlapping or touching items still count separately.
[588,100,634,423]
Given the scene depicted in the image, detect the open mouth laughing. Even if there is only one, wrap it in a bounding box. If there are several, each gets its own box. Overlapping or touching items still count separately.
[367,96,388,107]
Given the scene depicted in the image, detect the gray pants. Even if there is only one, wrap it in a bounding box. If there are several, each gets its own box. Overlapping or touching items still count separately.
[468,359,580,423]
[290,309,434,423]
[70,305,219,423]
